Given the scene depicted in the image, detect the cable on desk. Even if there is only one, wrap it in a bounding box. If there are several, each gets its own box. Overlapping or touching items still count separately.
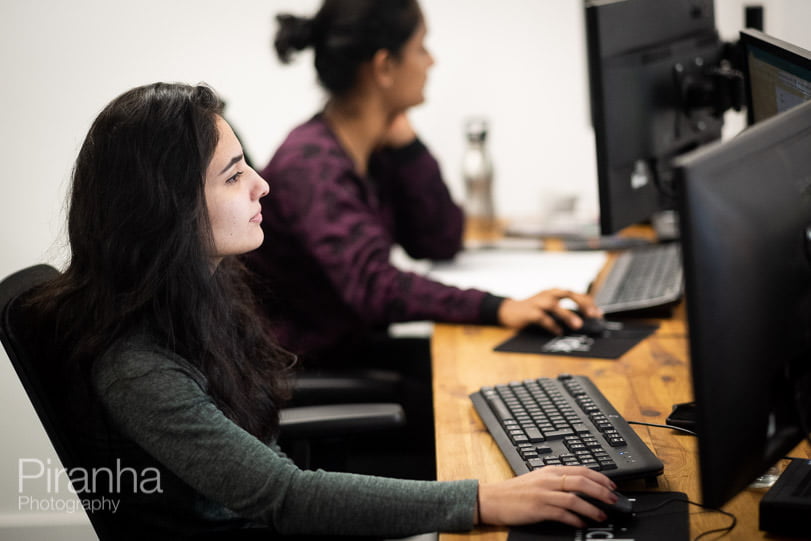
[628,420,697,437]
[627,421,736,539]
[634,496,737,541]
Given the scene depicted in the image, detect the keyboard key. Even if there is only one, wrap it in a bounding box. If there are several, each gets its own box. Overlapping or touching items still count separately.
[544,428,575,439]
[524,427,545,442]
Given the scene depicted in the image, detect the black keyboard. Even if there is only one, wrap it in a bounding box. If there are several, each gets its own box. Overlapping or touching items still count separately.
[470,374,663,482]
[594,243,683,314]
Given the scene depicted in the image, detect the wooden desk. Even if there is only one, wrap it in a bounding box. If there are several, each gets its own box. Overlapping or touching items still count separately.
[431,303,811,540]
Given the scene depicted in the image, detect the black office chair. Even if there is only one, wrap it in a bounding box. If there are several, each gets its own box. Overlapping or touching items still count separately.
[0,264,405,540]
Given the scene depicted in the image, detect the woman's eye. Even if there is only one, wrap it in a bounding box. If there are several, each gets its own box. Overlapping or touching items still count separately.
[226,171,244,184]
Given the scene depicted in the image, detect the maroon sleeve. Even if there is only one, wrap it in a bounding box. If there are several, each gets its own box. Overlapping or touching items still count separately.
[375,138,465,261]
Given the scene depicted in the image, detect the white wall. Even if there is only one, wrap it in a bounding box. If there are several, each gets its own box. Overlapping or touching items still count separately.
[1,1,810,538]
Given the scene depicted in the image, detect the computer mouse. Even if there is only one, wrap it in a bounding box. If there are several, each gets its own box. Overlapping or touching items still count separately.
[577,317,610,337]
[577,491,635,519]
[547,313,619,337]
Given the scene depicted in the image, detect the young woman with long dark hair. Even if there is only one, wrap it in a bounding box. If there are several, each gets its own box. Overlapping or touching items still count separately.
[26,81,618,539]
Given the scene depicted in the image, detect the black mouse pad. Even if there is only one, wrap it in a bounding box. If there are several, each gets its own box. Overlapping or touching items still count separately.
[507,491,689,541]
[494,321,658,359]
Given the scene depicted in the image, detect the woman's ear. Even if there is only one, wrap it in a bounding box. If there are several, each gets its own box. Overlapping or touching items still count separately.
[370,49,396,89]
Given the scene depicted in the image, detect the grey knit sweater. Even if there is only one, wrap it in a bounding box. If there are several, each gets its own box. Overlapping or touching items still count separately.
[90,332,478,538]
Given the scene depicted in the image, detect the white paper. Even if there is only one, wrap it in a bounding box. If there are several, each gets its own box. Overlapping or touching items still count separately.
[427,249,607,302]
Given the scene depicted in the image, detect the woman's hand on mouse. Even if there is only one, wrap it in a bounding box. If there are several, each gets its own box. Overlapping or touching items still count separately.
[476,465,618,528]
[497,288,602,334]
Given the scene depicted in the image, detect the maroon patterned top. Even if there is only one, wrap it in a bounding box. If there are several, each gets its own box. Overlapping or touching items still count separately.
[244,114,501,358]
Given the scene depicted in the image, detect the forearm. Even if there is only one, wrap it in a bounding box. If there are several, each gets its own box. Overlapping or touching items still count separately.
[383,140,465,260]
[342,259,492,325]
[94,345,478,536]
[272,471,477,536]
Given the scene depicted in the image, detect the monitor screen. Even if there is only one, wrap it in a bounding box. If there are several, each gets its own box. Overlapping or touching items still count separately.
[740,29,811,125]
[675,98,811,509]
[585,0,726,236]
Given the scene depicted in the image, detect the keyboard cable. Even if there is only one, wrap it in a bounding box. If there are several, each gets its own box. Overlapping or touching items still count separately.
[628,420,697,437]
[626,420,736,539]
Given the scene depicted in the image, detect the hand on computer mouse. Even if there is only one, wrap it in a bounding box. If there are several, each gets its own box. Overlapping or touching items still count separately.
[576,490,634,519]
[476,465,617,528]
[497,288,603,334]
[543,311,618,337]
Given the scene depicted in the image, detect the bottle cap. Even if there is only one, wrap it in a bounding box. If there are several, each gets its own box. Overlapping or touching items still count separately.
[465,117,489,142]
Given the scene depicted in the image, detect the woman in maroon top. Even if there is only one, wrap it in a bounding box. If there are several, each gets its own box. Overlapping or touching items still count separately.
[245,0,603,480]
[246,0,601,365]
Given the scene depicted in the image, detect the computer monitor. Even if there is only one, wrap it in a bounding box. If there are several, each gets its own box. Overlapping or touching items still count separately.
[740,28,811,125]
[585,0,740,237]
[674,98,811,509]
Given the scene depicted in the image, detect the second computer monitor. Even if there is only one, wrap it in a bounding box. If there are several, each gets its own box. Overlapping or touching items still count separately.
[740,28,811,125]
[585,0,725,236]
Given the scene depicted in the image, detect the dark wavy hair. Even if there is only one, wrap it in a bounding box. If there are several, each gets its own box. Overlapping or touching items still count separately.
[274,0,422,97]
[32,82,292,441]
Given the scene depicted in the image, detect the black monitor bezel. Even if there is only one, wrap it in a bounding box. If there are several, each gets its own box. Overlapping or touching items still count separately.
[675,98,811,509]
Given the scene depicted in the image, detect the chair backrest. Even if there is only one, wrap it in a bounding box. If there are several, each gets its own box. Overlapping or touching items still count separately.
[0,264,115,540]
[0,265,68,454]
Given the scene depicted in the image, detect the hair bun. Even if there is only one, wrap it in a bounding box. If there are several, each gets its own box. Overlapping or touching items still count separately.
[274,14,315,64]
